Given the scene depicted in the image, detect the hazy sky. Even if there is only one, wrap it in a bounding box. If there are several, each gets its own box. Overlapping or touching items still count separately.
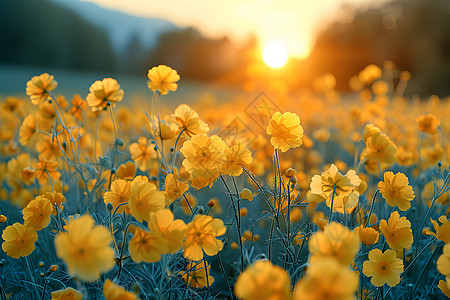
[82,0,384,58]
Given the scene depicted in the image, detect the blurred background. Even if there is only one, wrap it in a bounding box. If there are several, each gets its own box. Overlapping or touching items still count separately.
[0,0,449,98]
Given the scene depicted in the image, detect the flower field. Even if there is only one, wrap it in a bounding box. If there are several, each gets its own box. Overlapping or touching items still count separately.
[1,62,450,299]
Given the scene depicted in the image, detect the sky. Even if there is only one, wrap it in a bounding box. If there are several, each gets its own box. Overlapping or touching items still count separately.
[82,0,384,59]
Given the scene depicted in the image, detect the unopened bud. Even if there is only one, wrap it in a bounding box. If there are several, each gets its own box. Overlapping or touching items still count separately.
[285,168,297,178]
[208,200,215,208]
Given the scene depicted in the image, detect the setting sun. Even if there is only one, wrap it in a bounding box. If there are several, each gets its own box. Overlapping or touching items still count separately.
[263,43,288,69]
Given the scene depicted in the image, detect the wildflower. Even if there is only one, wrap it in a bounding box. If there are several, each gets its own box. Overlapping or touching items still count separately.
[164,169,189,205]
[183,214,226,261]
[116,161,137,180]
[103,179,131,214]
[103,279,139,300]
[311,211,328,231]
[2,222,38,258]
[240,188,253,201]
[266,112,303,152]
[310,164,361,207]
[22,196,53,230]
[363,249,404,287]
[86,78,124,112]
[180,134,227,187]
[221,142,253,176]
[36,136,62,160]
[148,209,187,254]
[172,104,209,137]
[147,65,180,95]
[33,155,61,184]
[41,192,65,215]
[235,260,291,300]
[437,244,450,284]
[416,114,440,134]
[438,280,450,297]
[285,167,297,178]
[19,114,38,146]
[51,287,83,300]
[26,73,58,105]
[129,137,157,171]
[309,221,360,266]
[293,258,358,300]
[182,261,214,288]
[128,226,167,263]
[423,215,450,243]
[378,172,415,211]
[0,215,6,223]
[54,214,115,282]
[68,94,87,120]
[379,211,413,251]
[355,225,380,246]
[362,124,381,143]
[129,180,165,223]
[361,132,397,165]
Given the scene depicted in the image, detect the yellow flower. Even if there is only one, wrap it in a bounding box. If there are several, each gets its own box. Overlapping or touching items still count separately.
[116,161,137,180]
[86,78,124,112]
[104,179,131,214]
[379,211,413,251]
[172,104,209,137]
[180,135,227,188]
[183,215,226,261]
[36,136,62,160]
[26,73,58,105]
[293,258,358,300]
[235,260,291,300]
[362,124,381,143]
[148,209,187,254]
[361,132,397,165]
[363,249,404,287]
[182,261,215,288]
[128,226,167,263]
[423,215,450,243]
[438,280,450,297]
[147,65,180,95]
[378,171,415,211]
[416,114,440,134]
[354,225,379,246]
[103,279,139,300]
[240,188,253,201]
[33,155,61,184]
[68,94,87,120]
[310,163,361,207]
[221,142,253,176]
[54,214,115,282]
[0,215,7,223]
[51,287,83,300]
[266,112,304,152]
[164,168,189,205]
[308,221,360,266]
[19,114,37,146]
[129,180,165,222]
[1,222,38,258]
[22,195,53,230]
[437,244,450,284]
[129,137,157,171]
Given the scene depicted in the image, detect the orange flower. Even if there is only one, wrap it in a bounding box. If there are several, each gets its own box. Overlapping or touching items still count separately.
[379,211,413,251]
[266,112,304,152]
[51,287,83,300]
[68,94,87,120]
[183,215,226,261]
[293,258,358,300]
[128,226,167,263]
[103,279,139,300]
[308,221,360,266]
[22,195,53,230]
[33,155,61,184]
[129,137,157,171]
[26,73,58,105]
[235,260,291,300]
[438,280,450,297]
[147,65,180,95]
[355,225,379,246]
[221,142,253,176]
[86,78,124,112]
[416,114,440,134]
[103,179,131,214]
[54,214,115,282]
[2,222,38,258]
[363,249,404,287]
[172,104,209,137]
[182,261,214,288]
[378,171,415,211]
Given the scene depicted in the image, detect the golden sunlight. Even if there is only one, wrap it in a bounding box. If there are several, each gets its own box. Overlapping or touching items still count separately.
[263,43,289,69]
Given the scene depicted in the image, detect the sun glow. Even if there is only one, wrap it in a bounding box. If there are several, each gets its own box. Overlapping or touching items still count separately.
[263,43,289,69]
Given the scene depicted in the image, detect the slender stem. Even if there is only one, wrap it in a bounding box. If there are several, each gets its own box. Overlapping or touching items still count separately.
[365,190,380,227]
[328,186,336,223]
[410,245,441,297]
[108,104,118,141]
[216,252,233,300]
[182,194,194,214]
[24,256,40,299]
[171,128,185,172]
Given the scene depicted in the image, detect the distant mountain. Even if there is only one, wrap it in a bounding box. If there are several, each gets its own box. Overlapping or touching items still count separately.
[49,0,179,53]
